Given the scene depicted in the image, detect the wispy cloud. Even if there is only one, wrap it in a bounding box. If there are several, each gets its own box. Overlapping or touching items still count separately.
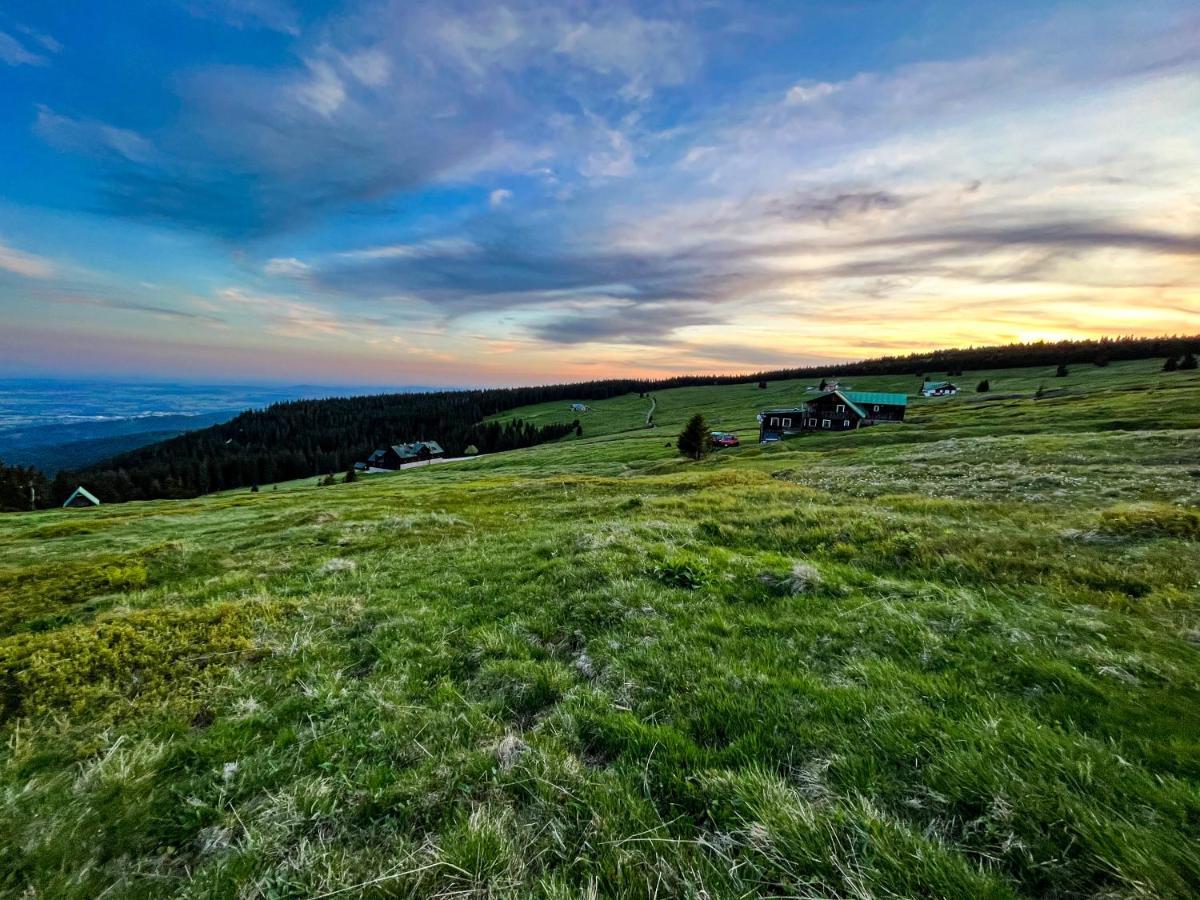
[33,106,158,163]
[180,0,300,36]
[0,28,52,66]
[0,240,56,279]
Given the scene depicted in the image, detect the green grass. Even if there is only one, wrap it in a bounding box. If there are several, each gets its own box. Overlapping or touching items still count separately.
[1,360,1199,897]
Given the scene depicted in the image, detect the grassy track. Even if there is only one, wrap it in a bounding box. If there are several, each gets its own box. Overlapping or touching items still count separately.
[1,360,1198,897]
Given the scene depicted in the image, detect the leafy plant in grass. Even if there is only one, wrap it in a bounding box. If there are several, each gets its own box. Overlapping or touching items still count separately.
[677,413,710,460]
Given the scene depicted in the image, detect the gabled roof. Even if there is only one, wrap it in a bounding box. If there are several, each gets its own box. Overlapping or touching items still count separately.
[63,486,100,507]
[385,440,445,460]
[922,381,955,390]
[841,391,908,407]
[761,390,908,420]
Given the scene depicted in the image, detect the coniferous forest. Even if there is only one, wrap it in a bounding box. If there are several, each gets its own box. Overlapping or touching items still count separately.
[2,334,1196,508]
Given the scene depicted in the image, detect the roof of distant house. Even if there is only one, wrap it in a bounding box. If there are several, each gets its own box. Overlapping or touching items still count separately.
[63,486,100,507]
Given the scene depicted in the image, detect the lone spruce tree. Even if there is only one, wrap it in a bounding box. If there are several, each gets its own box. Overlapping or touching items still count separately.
[1181,351,1198,371]
[677,413,710,461]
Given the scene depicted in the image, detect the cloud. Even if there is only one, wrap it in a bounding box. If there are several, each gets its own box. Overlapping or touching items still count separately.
[489,188,513,209]
[264,257,310,277]
[34,106,158,163]
[36,1,703,237]
[0,29,50,66]
[785,81,839,105]
[181,0,300,35]
[770,189,911,224]
[41,291,227,324]
[0,240,55,279]
[293,58,346,116]
[529,302,719,345]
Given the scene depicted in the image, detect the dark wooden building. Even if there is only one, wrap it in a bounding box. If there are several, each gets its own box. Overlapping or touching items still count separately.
[759,390,907,442]
[365,441,445,470]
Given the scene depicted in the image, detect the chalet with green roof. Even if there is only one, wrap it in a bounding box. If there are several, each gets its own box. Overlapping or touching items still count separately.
[921,380,959,397]
[758,390,908,442]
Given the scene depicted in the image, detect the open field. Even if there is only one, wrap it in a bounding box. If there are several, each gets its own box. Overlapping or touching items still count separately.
[2,360,1199,897]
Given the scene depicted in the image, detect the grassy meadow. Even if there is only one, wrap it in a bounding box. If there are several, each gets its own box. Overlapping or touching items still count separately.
[2,359,1199,898]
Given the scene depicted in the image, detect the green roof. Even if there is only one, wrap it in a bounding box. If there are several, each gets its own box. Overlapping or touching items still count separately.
[840,391,908,407]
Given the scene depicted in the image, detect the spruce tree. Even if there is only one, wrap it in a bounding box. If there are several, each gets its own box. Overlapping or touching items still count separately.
[1163,356,1179,372]
[977,379,990,393]
[677,414,710,461]
[1181,352,1198,371]
[1055,363,1069,377]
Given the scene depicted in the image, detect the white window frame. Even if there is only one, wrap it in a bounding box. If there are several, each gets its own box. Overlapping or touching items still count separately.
[782,417,791,427]
[844,419,851,427]
[835,404,845,413]
[769,417,779,426]
[873,405,879,411]
[821,418,830,428]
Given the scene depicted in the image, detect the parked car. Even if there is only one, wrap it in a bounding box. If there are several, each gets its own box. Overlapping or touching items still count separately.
[710,431,740,448]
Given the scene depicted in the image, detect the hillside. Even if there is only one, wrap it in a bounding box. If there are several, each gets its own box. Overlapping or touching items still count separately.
[50,336,1200,505]
[2,360,1199,897]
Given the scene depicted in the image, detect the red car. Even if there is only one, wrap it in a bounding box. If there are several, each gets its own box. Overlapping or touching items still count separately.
[710,431,740,448]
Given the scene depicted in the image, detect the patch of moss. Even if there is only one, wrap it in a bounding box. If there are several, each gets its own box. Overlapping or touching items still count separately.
[0,603,259,720]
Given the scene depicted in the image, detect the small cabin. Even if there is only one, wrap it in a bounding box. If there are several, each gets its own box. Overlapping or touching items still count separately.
[759,391,907,442]
[63,486,100,508]
[569,403,591,412]
[365,441,445,470]
[921,381,958,397]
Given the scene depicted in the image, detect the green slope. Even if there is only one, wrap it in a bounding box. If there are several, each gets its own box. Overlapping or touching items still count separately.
[1,360,1199,898]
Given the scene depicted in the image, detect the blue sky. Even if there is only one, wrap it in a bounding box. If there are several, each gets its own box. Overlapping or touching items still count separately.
[1,0,1197,385]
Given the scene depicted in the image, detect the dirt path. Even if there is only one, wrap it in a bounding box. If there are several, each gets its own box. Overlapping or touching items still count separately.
[645,395,657,425]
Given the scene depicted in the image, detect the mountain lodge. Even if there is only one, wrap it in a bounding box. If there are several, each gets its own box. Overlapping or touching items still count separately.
[759,390,908,442]
[365,441,445,470]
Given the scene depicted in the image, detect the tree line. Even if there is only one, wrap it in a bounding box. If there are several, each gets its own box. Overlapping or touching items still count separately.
[3,333,1196,509]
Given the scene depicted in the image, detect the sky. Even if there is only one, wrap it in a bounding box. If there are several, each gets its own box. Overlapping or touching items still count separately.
[0,0,1197,387]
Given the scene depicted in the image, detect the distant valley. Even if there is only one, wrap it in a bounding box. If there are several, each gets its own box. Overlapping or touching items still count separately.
[0,380,438,474]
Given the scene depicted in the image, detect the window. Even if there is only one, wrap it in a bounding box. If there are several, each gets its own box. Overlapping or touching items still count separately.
[844,419,850,427]
[808,418,817,427]
[836,404,845,413]
[769,417,779,426]
[782,418,791,427]
[821,418,830,428]
[873,405,879,411]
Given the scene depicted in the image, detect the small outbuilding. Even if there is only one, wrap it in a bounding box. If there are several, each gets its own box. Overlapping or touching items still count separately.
[63,486,100,508]
[921,381,959,397]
